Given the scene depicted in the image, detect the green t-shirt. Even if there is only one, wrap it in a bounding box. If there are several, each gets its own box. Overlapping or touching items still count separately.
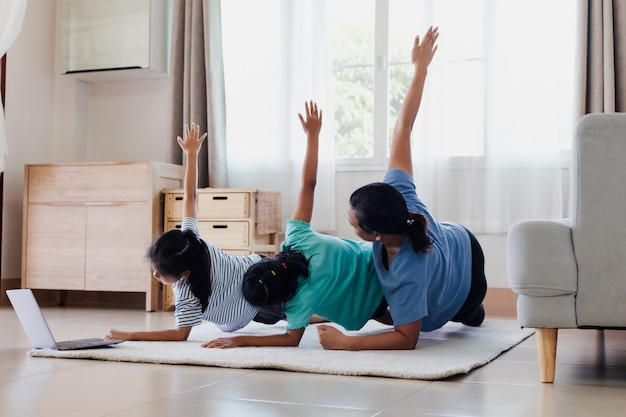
[281,219,383,330]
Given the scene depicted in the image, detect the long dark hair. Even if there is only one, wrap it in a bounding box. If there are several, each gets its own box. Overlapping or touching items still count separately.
[242,249,309,306]
[147,229,211,312]
[350,182,432,254]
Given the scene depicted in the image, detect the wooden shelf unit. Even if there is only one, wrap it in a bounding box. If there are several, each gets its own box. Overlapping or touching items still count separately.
[21,161,183,311]
[161,188,281,310]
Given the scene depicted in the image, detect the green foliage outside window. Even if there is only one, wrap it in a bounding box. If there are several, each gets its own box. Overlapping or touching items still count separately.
[332,24,414,159]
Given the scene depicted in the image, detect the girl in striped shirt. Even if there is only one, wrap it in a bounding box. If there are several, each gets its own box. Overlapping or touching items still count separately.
[105,123,282,342]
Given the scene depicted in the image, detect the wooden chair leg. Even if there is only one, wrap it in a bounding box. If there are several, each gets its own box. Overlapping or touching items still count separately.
[536,328,558,383]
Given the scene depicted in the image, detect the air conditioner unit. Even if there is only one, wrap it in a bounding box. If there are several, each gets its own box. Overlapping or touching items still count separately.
[60,0,172,82]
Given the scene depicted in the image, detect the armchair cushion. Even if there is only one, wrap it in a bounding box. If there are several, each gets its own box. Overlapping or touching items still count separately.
[507,219,577,297]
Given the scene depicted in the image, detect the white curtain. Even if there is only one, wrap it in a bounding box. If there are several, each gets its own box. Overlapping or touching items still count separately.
[220,0,575,234]
[221,0,335,232]
[0,0,27,173]
[410,0,576,234]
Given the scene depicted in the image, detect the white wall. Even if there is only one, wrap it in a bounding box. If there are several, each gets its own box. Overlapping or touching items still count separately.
[2,0,173,280]
[2,0,511,288]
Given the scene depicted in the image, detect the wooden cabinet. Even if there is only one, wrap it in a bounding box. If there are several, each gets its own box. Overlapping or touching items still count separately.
[161,188,282,310]
[22,162,184,311]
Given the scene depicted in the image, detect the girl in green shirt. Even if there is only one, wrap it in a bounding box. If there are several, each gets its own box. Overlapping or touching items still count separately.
[202,101,388,349]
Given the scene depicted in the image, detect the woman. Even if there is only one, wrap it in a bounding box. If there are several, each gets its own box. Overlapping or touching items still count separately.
[317,26,487,351]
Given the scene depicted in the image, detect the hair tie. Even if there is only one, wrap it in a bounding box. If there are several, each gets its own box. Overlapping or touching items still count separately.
[174,239,190,256]
[258,280,270,305]
[282,262,288,270]
[407,212,415,226]
[270,270,276,276]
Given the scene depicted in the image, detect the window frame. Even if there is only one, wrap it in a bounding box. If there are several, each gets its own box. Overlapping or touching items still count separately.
[334,0,489,170]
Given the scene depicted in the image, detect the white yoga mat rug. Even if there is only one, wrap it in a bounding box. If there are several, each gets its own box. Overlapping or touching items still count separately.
[28,318,533,380]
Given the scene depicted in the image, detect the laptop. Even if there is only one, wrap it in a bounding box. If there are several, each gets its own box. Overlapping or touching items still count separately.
[6,289,124,350]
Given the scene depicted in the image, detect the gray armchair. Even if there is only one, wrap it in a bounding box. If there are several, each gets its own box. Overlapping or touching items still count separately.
[507,112,626,383]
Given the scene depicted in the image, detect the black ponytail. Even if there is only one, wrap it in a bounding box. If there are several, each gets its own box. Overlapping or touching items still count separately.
[242,249,309,306]
[405,212,432,254]
[350,182,432,254]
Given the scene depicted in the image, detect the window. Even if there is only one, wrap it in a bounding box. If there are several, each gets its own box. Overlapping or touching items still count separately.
[223,0,575,166]
[331,0,486,164]
[328,0,576,165]
[221,0,577,233]
[328,1,376,159]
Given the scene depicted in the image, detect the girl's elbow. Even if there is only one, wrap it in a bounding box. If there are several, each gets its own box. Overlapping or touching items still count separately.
[286,335,302,347]
[176,327,192,341]
[285,330,304,347]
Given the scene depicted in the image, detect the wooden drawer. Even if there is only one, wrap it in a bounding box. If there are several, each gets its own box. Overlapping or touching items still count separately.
[166,221,250,249]
[26,163,150,203]
[165,191,250,220]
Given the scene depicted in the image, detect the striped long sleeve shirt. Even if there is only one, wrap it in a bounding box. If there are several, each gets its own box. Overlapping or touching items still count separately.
[172,218,262,332]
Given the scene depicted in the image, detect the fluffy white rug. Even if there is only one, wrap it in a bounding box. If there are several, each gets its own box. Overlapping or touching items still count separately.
[28,319,533,380]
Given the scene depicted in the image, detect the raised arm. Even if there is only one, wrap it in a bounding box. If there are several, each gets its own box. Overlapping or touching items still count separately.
[178,123,208,220]
[200,104,321,350]
[291,101,323,223]
[388,26,439,176]
[105,124,206,343]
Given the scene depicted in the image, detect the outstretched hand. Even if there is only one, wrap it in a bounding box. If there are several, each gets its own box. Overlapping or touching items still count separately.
[298,100,322,138]
[105,329,130,340]
[201,337,242,349]
[177,123,207,155]
[412,26,439,68]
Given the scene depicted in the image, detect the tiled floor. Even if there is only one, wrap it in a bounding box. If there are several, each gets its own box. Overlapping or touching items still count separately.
[1,303,625,417]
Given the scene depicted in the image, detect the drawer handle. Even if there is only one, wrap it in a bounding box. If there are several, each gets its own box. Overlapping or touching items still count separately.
[212,196,228,200]
[175,196,183,201]
[212,225,228,229]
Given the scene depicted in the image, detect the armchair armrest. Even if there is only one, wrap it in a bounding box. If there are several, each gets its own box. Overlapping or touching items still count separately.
[507,219,577,297]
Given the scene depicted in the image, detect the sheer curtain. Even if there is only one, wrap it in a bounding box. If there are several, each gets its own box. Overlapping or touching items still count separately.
[220,0,576,234]
[0,0,27,174]
[221,0,335,232]
[410,0,576,234]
